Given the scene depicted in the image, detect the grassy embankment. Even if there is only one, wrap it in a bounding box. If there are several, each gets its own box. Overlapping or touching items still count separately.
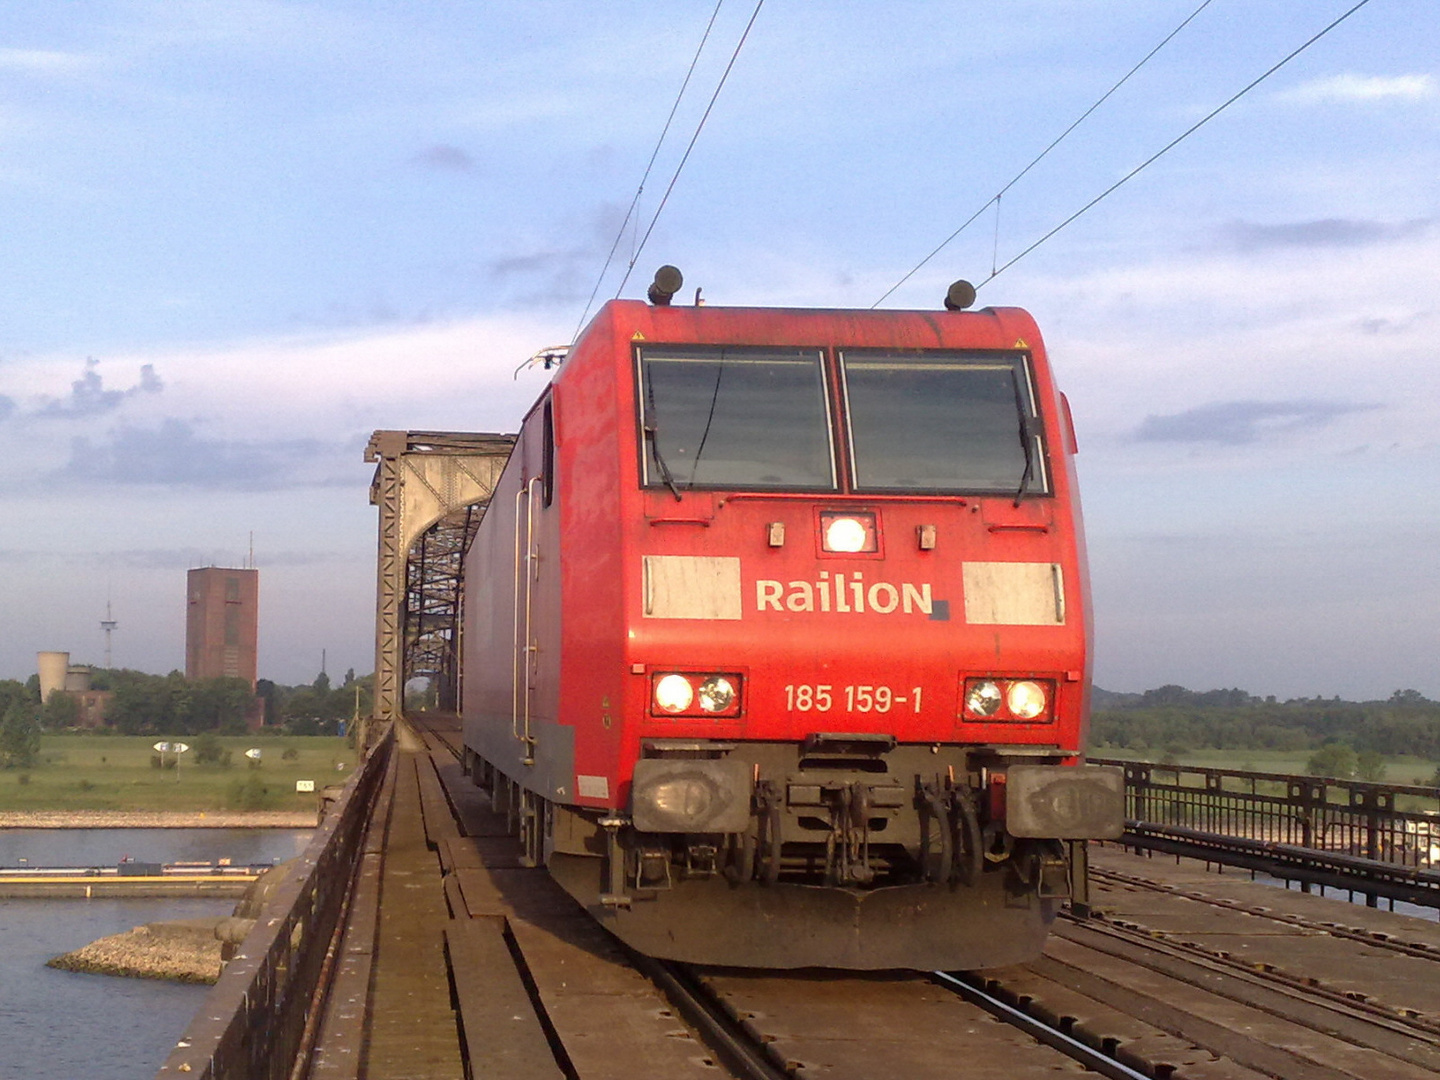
[1089,746,1439,787]
[0,735,356,813]
[7,739,1430,814]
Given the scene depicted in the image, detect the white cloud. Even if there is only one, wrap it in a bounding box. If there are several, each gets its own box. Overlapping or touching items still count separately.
[3,313,557,431]
[1009,220,1440,448]
[1278,72,1436,105]
[0,313,563,507]
[0,48,95,74]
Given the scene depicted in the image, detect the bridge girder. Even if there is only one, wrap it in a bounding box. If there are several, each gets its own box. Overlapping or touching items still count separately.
[365,430,515,725]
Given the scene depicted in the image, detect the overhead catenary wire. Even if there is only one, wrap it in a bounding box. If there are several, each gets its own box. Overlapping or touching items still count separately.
[572,0,727,343]
[612,0,766,301]
[874,0,1218,308]
[979,0,1374,290]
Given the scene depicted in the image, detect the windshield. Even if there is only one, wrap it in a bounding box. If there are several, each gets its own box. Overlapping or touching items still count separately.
[841,350,1047,494]
[638,346,835,490]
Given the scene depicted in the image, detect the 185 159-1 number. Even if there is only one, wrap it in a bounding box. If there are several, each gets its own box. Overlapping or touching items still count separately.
[783,684,922,714]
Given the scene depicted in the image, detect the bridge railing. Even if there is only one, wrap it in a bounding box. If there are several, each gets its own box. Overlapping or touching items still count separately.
[1091,757,1440,909]
[157,725,394,1080]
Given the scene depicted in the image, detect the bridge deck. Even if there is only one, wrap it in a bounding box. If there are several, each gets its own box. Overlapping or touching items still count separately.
[367,746,465,1075]
[306,718,717,1079]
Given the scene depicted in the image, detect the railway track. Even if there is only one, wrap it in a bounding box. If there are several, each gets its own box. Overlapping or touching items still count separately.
[959,857,1440,1080]
[1092,864,1440,960]
[664,953,1177,1080]
[637,952,1159,1080]
[974,914,1440,1080]
[1063,909,1440,1037]
[651,927,1440,1080]
[403,717,1141,1079]
[1084,860,1440,1031]
[411,715,463,760]
[374,718,1440,1080]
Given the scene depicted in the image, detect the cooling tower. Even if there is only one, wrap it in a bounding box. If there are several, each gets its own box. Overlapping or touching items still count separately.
[37,651,69,702]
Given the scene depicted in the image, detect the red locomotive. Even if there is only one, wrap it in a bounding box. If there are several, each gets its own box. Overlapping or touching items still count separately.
[461,269,1122,970]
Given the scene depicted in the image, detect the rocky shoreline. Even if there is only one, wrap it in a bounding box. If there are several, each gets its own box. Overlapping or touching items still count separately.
[47,919,227,984]
[0,810,316,829]
[45,863,290,983]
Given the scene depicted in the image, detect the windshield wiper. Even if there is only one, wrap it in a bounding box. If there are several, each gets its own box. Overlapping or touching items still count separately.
[1011,369,1035,507]
[687,355,727,481]
[645,419,683,501]
[643,374,683,501]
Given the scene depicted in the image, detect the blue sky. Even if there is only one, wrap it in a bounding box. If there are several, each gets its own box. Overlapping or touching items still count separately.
[1,1,1436,698]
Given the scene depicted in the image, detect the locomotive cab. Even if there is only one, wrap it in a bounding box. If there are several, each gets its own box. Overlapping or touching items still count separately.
[463,288,1122,970]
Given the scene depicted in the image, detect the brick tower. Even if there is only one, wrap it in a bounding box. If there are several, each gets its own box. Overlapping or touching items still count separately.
[185,567,259,688]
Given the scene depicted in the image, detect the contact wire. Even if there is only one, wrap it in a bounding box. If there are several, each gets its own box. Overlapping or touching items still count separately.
[980,0,1374,289]
[873,0,1217,307]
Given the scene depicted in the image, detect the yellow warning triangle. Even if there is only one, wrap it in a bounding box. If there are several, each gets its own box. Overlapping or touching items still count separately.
[632,331,646,341]
[1014,339,1028,349]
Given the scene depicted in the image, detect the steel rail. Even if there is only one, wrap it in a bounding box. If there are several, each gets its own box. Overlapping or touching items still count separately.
[1056,910,1440,1041]
[1091,866,1440,961]
[410,715,463,762]
[635,957,797,1080]
[931,971,1152,1080]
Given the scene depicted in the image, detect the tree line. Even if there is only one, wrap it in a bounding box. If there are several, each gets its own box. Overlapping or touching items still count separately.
[0,669,373,766]
[1091,684,1440,782]
[256,670,373,735]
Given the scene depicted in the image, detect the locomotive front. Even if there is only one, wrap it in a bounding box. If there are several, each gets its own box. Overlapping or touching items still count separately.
[464,285,1123,970]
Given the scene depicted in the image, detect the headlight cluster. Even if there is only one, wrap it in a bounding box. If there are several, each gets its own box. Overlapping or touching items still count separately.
[651,672,743,718]
[961,677,1055,722]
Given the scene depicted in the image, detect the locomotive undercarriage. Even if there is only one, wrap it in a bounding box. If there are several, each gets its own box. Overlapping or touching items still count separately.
[622,736,1074,896]
[465,736,1103,969]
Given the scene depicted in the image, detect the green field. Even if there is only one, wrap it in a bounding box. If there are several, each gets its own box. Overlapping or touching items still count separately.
[0,735,357,813]
[1090,746,1440,788]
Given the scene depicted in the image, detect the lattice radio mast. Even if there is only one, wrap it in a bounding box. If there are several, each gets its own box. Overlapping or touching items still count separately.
[100,600,118,670]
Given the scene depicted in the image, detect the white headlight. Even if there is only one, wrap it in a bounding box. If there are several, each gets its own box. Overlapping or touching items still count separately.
[653,674,694,713]
[1007,680,1047,720]
[965,680,1003,716]
[697,676,736,713]
[824,516,869,553]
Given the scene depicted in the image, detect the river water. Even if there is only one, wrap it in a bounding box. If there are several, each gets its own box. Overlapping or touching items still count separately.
[0,829,311,1080]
